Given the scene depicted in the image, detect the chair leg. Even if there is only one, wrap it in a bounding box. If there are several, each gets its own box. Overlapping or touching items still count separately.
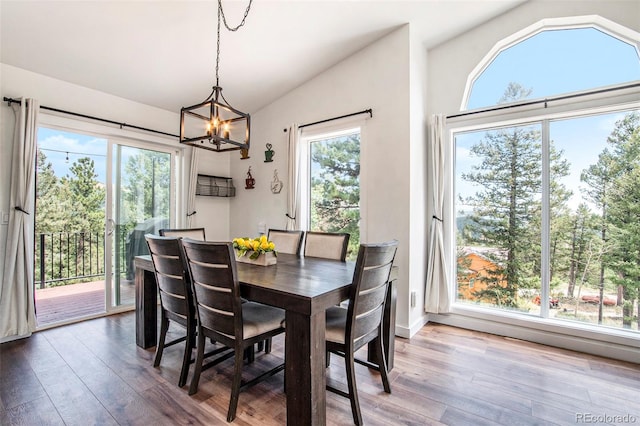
[264,338,272,354]
[244,346,255,363]
[227,348,245,422]
[153,314,169,367]
[188,331,206,395]
[326,350,331,368]
[345,350,363,426]
[375,335,391,393]
[178,323,195,387]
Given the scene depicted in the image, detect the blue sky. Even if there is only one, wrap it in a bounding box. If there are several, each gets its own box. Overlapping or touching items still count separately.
[38,127,107,182]
[468,27,640,109]
[456,26,639,214]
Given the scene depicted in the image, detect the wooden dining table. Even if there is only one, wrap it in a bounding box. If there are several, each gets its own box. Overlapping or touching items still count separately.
[134,252,397,425]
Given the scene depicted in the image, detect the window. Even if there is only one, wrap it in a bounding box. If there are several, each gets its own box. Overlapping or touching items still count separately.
[452,17,640,334]
[301,126,361,260]
[463,17,640,111]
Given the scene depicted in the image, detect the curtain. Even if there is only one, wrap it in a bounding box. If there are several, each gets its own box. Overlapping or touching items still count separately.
[424,114,451,313]
[286,124,300,230]
[186,147,199,228]
[1,98,39,342]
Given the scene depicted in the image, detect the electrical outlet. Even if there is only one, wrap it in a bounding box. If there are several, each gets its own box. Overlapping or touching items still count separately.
[257,221,266,235]
[410,291,416,308]
[1,211,9,225]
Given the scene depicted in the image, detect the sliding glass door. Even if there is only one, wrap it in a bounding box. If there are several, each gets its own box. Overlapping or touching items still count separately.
[109,144,173,308]
[35,123,176,325]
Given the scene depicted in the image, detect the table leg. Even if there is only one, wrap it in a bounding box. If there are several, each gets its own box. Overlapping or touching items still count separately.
[135,267,157,349]
[285,310,326,425]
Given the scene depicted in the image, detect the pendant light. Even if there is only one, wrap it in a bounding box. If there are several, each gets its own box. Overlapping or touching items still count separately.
[180,0,252,152]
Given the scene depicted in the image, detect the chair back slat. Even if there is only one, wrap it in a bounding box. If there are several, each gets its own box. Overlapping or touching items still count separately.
[145,235,193,321]
[181,240,242,340]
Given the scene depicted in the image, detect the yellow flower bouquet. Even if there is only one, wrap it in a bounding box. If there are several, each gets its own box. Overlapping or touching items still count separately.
[233,235,277,260]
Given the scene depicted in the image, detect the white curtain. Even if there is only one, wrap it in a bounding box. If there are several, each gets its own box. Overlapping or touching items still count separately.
[286,124,300,230]
[186,147,199,228]
[1,98,39,342]
[424,114,451,313]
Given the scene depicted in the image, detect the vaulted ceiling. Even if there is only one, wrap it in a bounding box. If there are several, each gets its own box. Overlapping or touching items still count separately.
[1,1,524,114]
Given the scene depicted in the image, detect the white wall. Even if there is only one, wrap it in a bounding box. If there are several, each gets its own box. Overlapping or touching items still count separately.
[227,26,417,334]
[426,0,640,362]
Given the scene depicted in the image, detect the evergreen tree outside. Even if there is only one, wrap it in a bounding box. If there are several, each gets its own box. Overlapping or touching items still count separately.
[456,91,639,330]
[309,132,360,259]
[35,150,106,286]
[601,113,640,328]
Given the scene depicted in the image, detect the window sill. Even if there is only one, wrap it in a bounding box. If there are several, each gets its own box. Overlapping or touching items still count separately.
[429,303,640,363]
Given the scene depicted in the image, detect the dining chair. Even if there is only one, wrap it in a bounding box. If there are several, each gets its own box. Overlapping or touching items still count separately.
[181,239,286,422]
[267,229,304,255]
[144,234,197,387]
[325,240,398,425]
[303,231,350,261]
[159,227,206,240]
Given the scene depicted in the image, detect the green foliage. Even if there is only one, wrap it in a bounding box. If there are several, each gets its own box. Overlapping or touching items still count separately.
[461,83,570,295]
[309,133,360,259]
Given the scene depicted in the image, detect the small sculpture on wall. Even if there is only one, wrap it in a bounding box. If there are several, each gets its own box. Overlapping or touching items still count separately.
[264,143,275,162]
[270,169,283,194]
[245,166,255,189]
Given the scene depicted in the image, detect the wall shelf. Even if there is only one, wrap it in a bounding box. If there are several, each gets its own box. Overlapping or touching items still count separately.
[195,174,235,197]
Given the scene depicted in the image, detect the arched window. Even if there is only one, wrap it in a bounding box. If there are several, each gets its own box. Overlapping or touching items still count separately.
[450,16,640,338]
[462,16,640,111]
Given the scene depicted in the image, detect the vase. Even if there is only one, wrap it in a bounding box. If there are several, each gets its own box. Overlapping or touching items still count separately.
[234,251,277,266]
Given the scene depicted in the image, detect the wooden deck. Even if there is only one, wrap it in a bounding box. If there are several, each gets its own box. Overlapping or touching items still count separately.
[35,280,136,326]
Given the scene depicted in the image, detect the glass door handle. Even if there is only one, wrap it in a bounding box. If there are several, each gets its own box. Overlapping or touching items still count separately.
[107,218,116,236]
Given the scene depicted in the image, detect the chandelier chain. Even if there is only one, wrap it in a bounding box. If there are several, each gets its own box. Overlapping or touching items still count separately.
[220,0,253,32]
[215,0,253,86]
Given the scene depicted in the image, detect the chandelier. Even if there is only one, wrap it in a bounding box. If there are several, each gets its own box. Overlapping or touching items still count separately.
[180,0,253,152]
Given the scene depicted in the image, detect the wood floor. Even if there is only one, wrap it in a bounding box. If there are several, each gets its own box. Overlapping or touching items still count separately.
[1,312,638,426]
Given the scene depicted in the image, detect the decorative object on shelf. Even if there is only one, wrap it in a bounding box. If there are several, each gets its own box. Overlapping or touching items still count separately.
[240,148,250,160]
[178,0,253,153]
[264,143,275,162]
[195,174,235,197]
[245,166,255,189]
[270,169,283,194]
[233,236,277,266]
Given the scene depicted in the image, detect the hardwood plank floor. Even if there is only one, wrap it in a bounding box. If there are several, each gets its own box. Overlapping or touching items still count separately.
[1,312,638,425]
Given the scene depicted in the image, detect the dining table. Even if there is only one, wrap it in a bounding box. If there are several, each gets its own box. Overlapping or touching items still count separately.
[134,252,397,425]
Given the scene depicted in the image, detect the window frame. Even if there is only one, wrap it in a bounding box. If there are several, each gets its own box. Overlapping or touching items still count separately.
[444,88,640,349]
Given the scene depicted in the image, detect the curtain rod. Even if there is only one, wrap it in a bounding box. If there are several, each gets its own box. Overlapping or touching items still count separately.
[3,97,180,138]
[283,108,372,132]
[446,82,640,119]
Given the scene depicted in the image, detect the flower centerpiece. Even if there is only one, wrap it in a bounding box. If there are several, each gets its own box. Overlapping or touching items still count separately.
[232,235,277,266]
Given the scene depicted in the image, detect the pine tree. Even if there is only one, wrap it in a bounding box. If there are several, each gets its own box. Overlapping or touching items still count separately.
[461,82,570,307]
[309,133,360,258]
[604,112,640,328]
